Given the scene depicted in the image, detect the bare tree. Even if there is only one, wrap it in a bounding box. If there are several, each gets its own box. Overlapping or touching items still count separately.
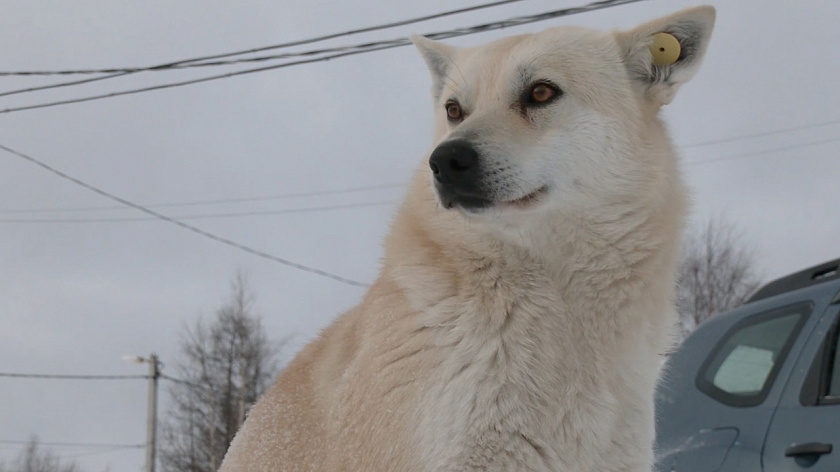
[160,274,284,472]
[0,437,83,472]
[677,217,763,338]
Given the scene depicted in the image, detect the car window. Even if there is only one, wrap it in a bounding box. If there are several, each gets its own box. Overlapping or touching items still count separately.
[697,303,811,407]
[797,310,840,406]
[713,344,777,394]
[828,324,840,398]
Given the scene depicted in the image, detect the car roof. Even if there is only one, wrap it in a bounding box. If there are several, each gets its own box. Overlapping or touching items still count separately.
[748,258,840,304]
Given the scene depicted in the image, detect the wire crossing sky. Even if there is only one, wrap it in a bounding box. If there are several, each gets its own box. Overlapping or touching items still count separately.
[0,372,146,380]
[0,0,533,99]
[0,0,646,113]
[0,0,537,77]
[0,142,371,287]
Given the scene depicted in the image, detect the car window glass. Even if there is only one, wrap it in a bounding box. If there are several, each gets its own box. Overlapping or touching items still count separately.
[706,314,800,396]
[697,303,811,407]
[713,344,775,394]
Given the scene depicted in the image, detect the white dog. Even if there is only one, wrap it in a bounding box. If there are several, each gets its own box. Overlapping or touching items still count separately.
[220,6,715,471]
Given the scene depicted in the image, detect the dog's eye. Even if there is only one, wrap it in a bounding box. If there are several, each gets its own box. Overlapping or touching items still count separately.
[525,82,561,106]
[445,101,463,122]
[531,84,555,103]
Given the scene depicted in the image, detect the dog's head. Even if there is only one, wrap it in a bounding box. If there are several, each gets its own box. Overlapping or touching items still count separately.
[413,7,714,234]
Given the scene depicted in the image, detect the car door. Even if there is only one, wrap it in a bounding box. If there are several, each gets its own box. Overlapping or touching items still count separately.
[762,303,840,472]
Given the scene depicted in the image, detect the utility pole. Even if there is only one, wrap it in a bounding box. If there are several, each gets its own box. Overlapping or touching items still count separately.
[145,353,159,472]
[125,353,160,472]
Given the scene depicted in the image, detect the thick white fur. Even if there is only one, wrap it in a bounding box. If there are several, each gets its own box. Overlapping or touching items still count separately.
[220,6,715,472]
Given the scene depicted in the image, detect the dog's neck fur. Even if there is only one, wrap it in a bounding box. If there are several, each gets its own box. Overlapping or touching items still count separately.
[382,162,685,470]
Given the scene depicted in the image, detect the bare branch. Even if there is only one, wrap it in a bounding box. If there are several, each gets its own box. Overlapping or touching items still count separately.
[0,437,85,472]
[160,274,287,472]
[677,216,763,339]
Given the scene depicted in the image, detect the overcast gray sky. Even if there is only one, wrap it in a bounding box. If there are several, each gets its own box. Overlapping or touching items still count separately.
[1,0,838,470]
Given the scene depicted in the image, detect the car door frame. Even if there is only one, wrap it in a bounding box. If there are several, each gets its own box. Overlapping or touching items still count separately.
[761,298,840,472]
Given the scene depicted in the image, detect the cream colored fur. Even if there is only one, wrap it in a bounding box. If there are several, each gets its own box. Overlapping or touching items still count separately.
[219,6,715,472]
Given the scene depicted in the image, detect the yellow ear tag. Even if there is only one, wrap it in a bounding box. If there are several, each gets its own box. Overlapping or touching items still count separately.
[649,32,681,66]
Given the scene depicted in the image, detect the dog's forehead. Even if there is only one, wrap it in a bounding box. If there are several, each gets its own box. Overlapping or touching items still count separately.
[442,26,627,110]
[455,26,620,89]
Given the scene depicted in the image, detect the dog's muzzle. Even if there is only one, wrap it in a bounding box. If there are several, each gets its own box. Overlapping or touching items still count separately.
[429,140,491,210]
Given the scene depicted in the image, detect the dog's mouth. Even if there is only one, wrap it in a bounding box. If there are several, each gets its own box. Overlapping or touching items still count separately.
[503,186,549,208]
[439,185,549,213]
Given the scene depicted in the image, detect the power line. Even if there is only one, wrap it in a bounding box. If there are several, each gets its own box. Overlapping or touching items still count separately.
[683,117,840,149]
[0,372,146,380]
[0,0,530,78]
[159,374,205,390]
[0,182,402,214]
[2,134,835,222]
[0,0,530,98]
[61,445,145,459]
[1,135,834,222]
[0,0,647,114]
[0,70,136,99]
[0,200,398,223]
[2,372,243,393]
[2,115,837,215]
[0,441,143,461]
[0,439,143,449]
[0,142,370,287]
[0,43,402,114]
[686,136,840,166]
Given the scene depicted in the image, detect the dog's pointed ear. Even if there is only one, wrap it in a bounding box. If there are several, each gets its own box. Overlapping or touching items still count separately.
[617,6,715,106]
[412,35,457,99]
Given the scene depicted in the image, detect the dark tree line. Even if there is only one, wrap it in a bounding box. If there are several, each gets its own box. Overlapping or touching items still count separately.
[0,437,84,472]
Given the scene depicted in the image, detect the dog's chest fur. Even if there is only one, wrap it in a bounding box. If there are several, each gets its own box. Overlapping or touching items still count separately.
[397,240,670,472]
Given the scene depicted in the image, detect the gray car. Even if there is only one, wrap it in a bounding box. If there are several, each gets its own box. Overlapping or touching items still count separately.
[655,258,840,472]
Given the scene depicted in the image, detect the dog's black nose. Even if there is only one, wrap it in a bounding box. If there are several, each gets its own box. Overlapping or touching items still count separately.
[429,140,479,186]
